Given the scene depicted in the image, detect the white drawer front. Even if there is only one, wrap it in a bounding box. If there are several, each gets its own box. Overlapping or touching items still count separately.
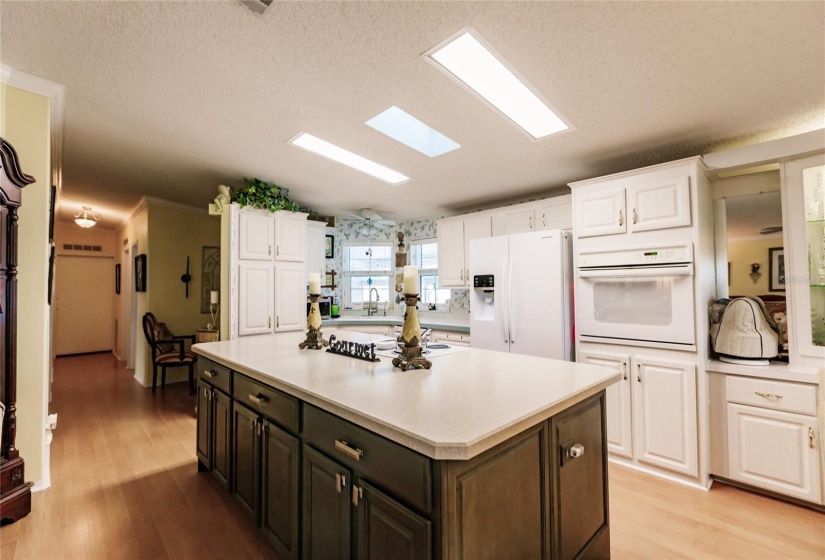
[725,375,817,416]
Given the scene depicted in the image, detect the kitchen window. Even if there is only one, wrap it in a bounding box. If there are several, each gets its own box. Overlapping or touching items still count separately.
[343,241,393,308]
[410,239,451,310]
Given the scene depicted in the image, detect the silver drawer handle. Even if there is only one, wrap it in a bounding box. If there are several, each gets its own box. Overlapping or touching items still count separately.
[754,391,783,399]
[248,393,269,406]
[203,369,217,378]
[334,439,364,461]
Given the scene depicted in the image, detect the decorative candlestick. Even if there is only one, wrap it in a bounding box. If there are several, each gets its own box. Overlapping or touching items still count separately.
[392,294,432,370]
[299,293,328,350]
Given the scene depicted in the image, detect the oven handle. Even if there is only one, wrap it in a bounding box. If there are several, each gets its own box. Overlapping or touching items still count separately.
[577,264,693,278]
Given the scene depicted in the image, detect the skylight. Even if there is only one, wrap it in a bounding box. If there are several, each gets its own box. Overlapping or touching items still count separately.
[425,28,571,140]
[289,132,409,185]
[365,107,460,157]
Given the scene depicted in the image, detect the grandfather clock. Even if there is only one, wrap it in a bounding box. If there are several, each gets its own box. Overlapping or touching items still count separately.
[0,137,36,523]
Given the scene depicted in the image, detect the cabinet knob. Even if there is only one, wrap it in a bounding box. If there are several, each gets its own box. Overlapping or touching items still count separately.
[528,216,533,229]
[352,485,363,506]
[334,439,364,461]
[810,427,815,449]
[248,393,269,406]
[618,209,624,227]
[203,369,217,378]
[754,391,783,399]
[460,269,464,282]
[335,473,346,494]
[268,245,272,256]
[568,443,585,459]
[636,364,641,382]
[621,362,627,381]
[277,245,280,257]
[632,208,638,224]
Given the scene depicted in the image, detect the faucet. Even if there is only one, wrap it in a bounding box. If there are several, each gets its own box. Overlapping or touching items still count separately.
[367,287,379,317]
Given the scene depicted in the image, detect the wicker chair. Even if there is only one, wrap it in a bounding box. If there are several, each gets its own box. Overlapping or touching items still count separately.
[142,312,197,394]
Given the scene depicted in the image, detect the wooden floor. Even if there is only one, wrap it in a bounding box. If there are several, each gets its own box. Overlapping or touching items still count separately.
[2,353,823,559]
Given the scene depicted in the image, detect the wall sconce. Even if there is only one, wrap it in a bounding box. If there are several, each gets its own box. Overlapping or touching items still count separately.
[749,263,762,284]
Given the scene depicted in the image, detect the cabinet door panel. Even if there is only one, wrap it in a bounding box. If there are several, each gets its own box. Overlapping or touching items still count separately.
[462,215,492,286]
[499,208,535,235]
[196,381,212,468]
[575,189,626,238]
[727,403,821,503]
[275,217,306,262]
[578,351,631,459]
[627,177,691,232]
[233,403,260,519]
[355,480,431,560]
[306,222,326,281]
[303,445,351,560]
[275,262,305,332]
[212,389,232,491]
[437,219,465,287]
[239,263,274,336]
[262,421,301,560]
[536,195,572,231]
[239,213,273,261]
[633,357,698,477]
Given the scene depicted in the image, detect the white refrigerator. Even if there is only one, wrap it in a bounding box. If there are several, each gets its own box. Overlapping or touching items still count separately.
[469,229,573,360]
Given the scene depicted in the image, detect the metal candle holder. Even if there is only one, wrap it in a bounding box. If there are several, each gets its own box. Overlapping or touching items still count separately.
[392,294,432,370]
[299,293,328,350]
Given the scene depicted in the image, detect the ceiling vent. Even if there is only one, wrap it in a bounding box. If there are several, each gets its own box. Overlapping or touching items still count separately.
[240,0,273,15]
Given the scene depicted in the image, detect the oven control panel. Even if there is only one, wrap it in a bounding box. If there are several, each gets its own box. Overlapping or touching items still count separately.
[578,244,693,268]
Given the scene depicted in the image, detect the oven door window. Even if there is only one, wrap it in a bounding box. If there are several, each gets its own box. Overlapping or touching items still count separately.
[593,278,673,326]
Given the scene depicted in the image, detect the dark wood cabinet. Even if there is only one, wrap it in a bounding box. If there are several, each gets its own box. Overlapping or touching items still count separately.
[355,479,431,560]
[197,379,232,491]
[262,419,300,560]
[196,380,212,468]
[0,138,36,524]
[233,402,260,518]
[303,445,352,560]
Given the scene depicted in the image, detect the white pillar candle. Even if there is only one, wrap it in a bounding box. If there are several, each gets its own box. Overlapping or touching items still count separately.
[403,266,419,294]
[210,290,219,304]
[308,272,321,294]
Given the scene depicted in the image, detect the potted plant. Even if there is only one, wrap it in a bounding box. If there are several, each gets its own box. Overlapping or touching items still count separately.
[230,177,301,212]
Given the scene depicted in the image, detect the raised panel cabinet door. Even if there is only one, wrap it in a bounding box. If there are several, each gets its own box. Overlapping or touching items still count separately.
[274,216,306,262]
[306,222,327,281]
[574,189,626,238]
[196,380,212,469]
[302,445,352,560]
[462,215,492,286]
[633,357,698,477]
[275,262,307,332]
[578,351,632,459]
[500,207,535,235]
[551,393,609,560]
[239,263,274,336]
[262,420,301,560]
[212,389,232,491]
[727,403,821,503]
[627,176,691,232]
[354,479,432,560]
[239,212,274,261]
[437,219,465,287]
[232,403,261,520]
[536,195,573,231]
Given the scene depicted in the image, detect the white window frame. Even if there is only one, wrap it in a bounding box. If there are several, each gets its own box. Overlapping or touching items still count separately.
[409,238,451,312]
[342,240,394,310]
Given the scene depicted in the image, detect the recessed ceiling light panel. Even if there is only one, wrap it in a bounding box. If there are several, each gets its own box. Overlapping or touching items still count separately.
[366,106,460,157]
[289,132,409,185]
[425,28,571,140]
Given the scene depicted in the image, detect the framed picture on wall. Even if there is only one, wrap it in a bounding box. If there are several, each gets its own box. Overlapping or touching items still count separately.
[769,247,785,292]
[115,263,121,294]
[135,254,147,292]
[325,235,334,258]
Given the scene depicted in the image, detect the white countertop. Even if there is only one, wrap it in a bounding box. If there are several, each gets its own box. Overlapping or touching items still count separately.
[193,331,619,460]
[323,315,470,332]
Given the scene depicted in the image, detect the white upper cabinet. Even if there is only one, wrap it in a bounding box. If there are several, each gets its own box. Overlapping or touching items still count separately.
[239,212,274,260]
[274,213,306,262]
[306,221,326,279]
[574,189,627,238]
[238,262,274,336]
[535,195,572,231]
[438,215,492,288]
[627,177,691,232]
[498,207,535,235]
[274,262,305,332]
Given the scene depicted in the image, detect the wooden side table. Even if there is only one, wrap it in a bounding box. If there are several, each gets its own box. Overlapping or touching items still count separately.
[196,329,219,343]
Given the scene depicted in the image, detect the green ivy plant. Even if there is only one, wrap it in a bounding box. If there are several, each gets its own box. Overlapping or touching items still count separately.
[230,177,301,212]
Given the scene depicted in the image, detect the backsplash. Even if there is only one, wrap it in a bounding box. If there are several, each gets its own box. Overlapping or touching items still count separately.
[322,217,470,312]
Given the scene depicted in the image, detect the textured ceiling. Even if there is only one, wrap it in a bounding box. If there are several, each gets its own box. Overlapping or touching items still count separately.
[725,190,783,240]
[1,1,823,229]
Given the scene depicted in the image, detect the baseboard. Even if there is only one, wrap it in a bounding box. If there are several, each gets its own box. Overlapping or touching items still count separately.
[712,475,824,512]
[608,457,710,491]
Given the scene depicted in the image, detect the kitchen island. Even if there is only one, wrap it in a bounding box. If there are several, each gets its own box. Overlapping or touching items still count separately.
[192,331,619,560]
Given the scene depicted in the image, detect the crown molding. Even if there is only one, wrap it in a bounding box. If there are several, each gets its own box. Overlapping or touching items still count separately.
[118,197,149,231]
[144,195,209,216]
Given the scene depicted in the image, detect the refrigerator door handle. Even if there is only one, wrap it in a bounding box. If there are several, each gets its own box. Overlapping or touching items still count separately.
[502,256,509,344]
[508,256,515,344]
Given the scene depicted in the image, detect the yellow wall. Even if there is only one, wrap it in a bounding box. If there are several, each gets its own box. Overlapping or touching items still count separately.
[0,84,52,486]
[728,237,784,297]
[55,223,117,257]
[144,203,219,385]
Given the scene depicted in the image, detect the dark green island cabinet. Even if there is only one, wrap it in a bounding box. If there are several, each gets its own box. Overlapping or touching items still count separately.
[196,355,610,560]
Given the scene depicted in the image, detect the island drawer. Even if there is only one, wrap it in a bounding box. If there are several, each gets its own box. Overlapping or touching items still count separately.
[233,374,300,434]
[302,404,432,514]
[199,357,232,394]
[725,375,817,416]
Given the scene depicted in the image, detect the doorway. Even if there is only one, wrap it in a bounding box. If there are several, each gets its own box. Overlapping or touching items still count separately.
[129,243,138,370]
[53,255,115,355]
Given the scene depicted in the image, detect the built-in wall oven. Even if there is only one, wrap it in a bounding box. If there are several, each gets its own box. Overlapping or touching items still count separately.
[576,244,695,348]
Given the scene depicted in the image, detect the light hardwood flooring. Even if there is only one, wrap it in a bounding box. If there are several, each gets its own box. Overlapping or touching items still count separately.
[2,353,824,559]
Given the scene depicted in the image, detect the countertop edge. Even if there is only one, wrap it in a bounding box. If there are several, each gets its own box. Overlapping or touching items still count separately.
[193,346,619,460]
[706,359,821,384]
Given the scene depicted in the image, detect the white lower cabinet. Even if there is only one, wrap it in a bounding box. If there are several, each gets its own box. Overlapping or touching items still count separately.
[239,263,274,336]
[578,349,698,478]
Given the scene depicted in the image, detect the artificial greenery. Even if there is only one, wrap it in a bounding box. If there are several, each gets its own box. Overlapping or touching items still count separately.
[230,177,301,212]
